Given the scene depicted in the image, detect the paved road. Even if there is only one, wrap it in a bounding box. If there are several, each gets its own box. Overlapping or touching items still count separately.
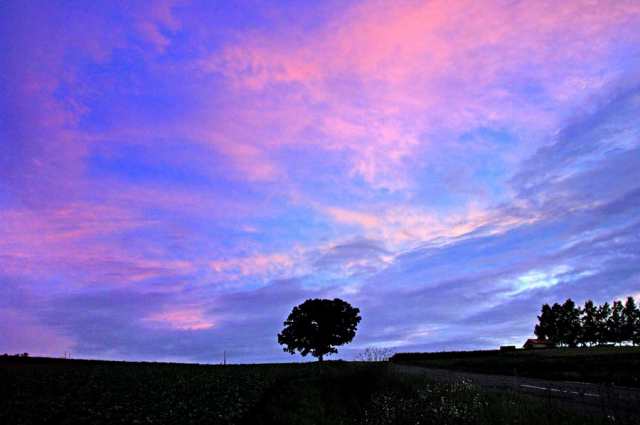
[390,363,640,417]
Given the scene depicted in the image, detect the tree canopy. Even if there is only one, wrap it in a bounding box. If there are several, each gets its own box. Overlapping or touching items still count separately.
[534,296,640,347]
[277,298,361,361]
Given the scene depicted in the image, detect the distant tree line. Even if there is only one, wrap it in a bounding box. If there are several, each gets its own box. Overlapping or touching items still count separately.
[534,297,640,347]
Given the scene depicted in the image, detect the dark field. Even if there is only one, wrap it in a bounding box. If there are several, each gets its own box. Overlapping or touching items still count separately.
[0,356,634,425]
[391,346,640,387]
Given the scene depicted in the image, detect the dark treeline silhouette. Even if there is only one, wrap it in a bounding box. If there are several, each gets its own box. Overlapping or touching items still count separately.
[534,296,640,347]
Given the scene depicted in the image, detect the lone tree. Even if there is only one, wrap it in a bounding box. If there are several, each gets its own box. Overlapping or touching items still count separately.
[278,298,361,362]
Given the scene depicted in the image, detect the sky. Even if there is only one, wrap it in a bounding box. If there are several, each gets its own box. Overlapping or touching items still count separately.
[1,0,640,363]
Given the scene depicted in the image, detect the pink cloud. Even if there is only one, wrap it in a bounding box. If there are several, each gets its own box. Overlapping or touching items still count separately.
[143,307,215,331]
[321,202,539,250]
[323,206,381,229]
[215,141,282,182]
[0,204,195,286]
[197,0,640,189]
[133,0,183,52]
[209,250,306,282]
[0,308,75,357]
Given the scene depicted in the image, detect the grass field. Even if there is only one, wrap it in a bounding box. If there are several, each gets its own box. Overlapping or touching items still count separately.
[1,356,634,425]
[391,346,640,387]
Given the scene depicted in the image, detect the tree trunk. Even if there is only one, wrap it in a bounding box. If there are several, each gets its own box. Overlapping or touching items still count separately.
[319,354,324,362]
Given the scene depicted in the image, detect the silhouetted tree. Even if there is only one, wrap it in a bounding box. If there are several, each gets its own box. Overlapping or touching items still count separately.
[534,304,556,344]
[622,297,639,345]
[550,303,564,345]
[595,302,611,345]
[609,301,625,345]
[278,298,361,362]
[559,299,581,347]
[579,300,598,347]
[634,303,640,347]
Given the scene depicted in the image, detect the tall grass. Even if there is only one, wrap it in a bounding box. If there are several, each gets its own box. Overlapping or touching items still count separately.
[2,358,634,424]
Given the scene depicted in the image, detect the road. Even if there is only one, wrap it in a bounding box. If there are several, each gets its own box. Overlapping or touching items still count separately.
[390,363,640,418]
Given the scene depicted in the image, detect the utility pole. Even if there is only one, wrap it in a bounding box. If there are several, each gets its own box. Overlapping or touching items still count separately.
[223,350,226,366]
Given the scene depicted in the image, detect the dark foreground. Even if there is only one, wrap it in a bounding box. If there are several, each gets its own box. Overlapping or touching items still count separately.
[1,357,637,425]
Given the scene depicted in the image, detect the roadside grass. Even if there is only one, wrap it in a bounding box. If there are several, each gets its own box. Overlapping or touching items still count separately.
[391,346,640,387]
[1,357,633,425]
[355,367,628,425]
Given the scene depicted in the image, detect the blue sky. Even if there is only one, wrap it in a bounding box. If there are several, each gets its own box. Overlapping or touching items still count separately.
[1,0,640,363]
